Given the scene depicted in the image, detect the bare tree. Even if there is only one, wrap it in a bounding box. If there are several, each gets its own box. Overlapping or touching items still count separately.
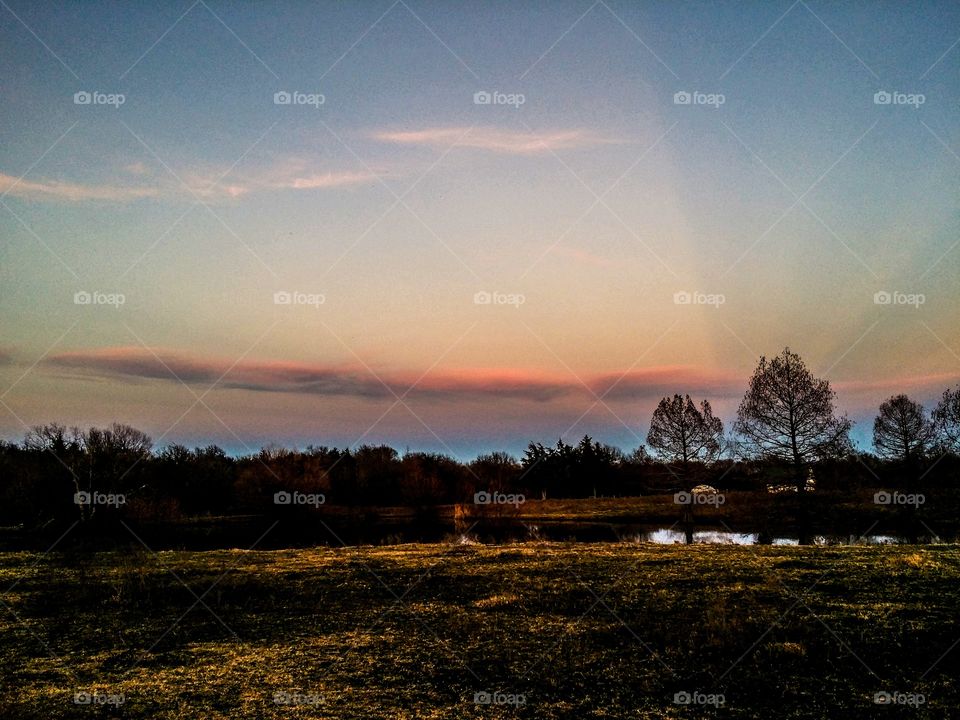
[82,423,153,510]
[470,452,519,494]
[735,348,851,490]
[646,394,724,482]
[873,394,935,463]
[933,385,960,452]
[22,423,152,521]
[21,424,86,522]
[23,423,83,455]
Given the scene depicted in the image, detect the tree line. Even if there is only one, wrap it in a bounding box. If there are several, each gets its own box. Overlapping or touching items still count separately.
[1,347,958,528]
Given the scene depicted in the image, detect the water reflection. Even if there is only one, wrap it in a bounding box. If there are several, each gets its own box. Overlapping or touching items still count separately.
[639,529,758,545]
[628,529,934,546]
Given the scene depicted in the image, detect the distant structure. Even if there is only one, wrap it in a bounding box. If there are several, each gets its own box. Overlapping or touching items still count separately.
[767,469,816,494]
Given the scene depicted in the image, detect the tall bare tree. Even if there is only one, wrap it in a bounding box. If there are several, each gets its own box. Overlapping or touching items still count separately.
[735,348,851,490]
[933,385,960,452]
[873,394,935,463]
[646,394,724,484]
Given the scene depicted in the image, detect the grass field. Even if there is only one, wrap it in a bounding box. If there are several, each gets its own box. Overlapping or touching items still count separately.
[2,542,958,718]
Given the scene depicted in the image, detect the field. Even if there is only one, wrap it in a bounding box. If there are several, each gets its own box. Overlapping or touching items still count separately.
[2,542,958,718]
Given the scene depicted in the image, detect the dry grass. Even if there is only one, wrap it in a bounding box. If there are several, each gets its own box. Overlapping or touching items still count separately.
[1,544,958,718]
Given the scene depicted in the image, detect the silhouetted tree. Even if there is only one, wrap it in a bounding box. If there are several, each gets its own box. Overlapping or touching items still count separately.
[352,444,401,503]
[520,437,622,498]
[646,394,723,485]
[934,385,960,452]
[522,442,552,499]
[80,423,152,520]
[22,423,84,456]
[625,446,651,464]
[4,426,83,526]
[470,452,520,495]
[736,348,852,491]
[20,423,152,522]
[576,436,623,497]
[521,439,575,497]
[873,395,935,464]
[400,452,461,506]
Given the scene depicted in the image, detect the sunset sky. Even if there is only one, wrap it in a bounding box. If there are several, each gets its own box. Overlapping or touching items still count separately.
[1,1,959,457]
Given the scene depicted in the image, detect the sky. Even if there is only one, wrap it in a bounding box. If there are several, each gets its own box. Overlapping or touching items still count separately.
[1,0,958,459]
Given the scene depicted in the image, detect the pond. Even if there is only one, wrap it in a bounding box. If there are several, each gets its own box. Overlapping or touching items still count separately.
[3,515,948,551]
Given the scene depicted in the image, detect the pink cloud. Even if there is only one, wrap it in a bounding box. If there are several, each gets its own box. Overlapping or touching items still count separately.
[45,347,574,402]
[45,347,745,404]
[272,170,378,190]
[373,127,610,155]
[40,347,960,422]
[181,160,379,200]
[0,172,158,202]
[0,160,378,204]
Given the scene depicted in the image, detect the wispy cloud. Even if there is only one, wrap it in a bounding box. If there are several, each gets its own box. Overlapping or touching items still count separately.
[275,171,378,190]
[45,347,575,402]
[251,159,379,192]
[43,346,960,410]
[185,158,380,199]
[44,347,747,404]
[0,172,158,202]
[374,126,611,155]
[0,160,379,204]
